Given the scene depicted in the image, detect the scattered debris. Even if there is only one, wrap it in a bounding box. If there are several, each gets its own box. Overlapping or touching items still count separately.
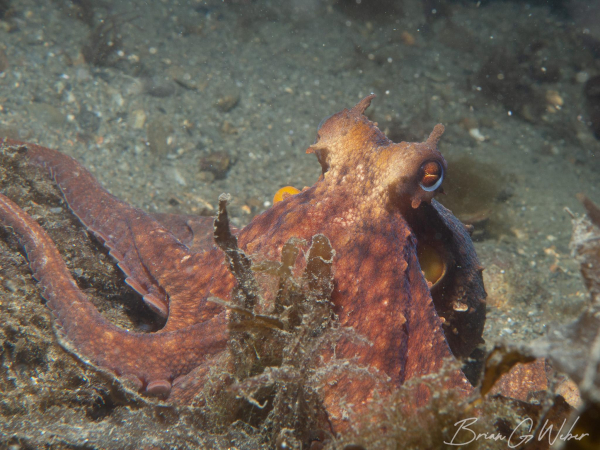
[81,15,133,66]
[200,150,233,180]
[214,87,240,113]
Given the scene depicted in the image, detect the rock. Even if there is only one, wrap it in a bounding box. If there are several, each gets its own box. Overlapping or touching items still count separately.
[76,110,101,134]
[199,150,232,179]
[214,84,240,112]
[168,67,208,91]
[130,109,147,130]
[144,78,176,98]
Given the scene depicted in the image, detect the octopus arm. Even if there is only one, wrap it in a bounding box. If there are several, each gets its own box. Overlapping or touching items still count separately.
[1,139,222,321]
[404,238,471,390]
[0,192,228,395]
[1,139,176,317]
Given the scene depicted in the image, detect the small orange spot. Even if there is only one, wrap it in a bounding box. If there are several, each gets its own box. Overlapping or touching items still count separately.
[273,186,300,204]
[95,136,104,145]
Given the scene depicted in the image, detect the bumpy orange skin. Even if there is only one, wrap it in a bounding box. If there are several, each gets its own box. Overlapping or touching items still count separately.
[241,96,487,423]
[0,95,487,432]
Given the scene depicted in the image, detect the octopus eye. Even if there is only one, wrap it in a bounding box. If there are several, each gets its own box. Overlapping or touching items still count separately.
[419,161,443,192]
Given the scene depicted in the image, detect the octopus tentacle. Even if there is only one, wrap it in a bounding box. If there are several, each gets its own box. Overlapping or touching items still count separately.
[1,139,231,328]
[403,234,471,390]
[0,192,229,395]
[121,210,234,331]
[0,138,172,317]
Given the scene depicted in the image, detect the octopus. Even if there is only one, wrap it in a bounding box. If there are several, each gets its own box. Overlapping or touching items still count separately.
[0,95,486,434]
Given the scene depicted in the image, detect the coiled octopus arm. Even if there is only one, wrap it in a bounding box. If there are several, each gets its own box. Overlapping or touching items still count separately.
[0,139,233,397]
[4,139,231,326]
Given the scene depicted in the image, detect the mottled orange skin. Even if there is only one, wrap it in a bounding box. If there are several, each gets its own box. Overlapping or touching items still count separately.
[240,96,486,421]
[0,95,486,431]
